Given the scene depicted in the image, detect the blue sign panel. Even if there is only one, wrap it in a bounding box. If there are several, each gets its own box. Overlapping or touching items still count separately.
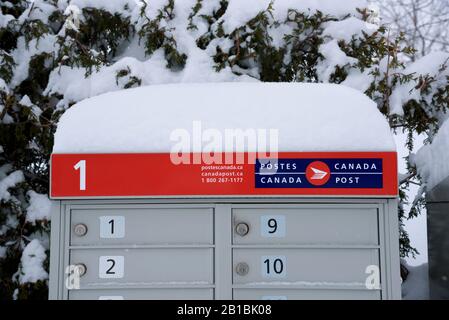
[255,158,383,188]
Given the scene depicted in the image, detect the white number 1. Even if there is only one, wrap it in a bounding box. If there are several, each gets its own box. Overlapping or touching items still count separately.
[74,160,86,190]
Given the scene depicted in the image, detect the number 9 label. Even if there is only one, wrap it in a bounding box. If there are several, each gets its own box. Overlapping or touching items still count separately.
[260,215,286,238]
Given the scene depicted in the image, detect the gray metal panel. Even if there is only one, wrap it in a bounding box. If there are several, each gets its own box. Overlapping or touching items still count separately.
[214,205,233,299]
[61,198,389,205]
[426,175,449,202]
[62,205,72,300]
[70,248,214,287]
[427,174,449,299]
[69,288,214,300]
[48,201,62,300]
[233,288,381,300]
[233,207,378,245]
[233,248,379,284]
[48,198,400,300]
[70,208,213,245]
[426,175,449,299]
[384,199,401,299]
[426,202,449,299]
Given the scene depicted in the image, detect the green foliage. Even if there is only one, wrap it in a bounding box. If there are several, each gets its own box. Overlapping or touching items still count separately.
[116,67,142,89]
[0,51,15,83]
[138,0,187,71]
[56,8,133,76]
[1,0,447,299]
[187,0,203,31]
[217,3,286,81]
[283,10,331,82]
[0,0,56,300]
[22,20,51,49]
[78,8,132,59]
[195,0,228,49]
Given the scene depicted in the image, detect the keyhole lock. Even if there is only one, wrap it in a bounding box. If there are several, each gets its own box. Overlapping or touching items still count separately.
[235,222,249,237]
[236,262,249,276]
[74,263,87,277]
[74,223,88,237]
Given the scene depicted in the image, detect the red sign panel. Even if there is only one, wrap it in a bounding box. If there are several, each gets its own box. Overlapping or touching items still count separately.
[50,152,398,198]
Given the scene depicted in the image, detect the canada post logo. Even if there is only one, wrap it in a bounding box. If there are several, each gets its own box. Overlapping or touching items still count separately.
[255,158,383,188]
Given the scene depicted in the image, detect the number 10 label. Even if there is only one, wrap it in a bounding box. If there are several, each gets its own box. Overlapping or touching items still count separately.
[100,216,125,238]
[262,256,287,278]
[260,215,286,238]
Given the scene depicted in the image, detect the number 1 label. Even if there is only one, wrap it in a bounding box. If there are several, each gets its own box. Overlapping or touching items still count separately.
[100,216,125,238]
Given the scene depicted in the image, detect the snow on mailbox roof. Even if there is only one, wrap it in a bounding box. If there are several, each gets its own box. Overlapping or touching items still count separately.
[53,83,395,153]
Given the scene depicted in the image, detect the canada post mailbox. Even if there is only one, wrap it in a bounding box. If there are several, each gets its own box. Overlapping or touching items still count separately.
[48,83,401,300]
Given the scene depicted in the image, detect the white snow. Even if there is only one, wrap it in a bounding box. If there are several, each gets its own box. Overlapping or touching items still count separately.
[0,170,24,201]
[44,48,252,108]
[402,263,429,300]
[0,77,13,123]
[394,132,428,267]
[63,5,81,32]
[0,8,14,28]
[414,118,449,191]
[10,34,59,89]
[19,95,32,107]
[317,40,358,82]
[53,83,395,154]
[19,95,42,118]
[220,0,369,33]
[0,214,18,237]
[0,246,6,259]
[132,0,172,22]
[342,69,374,93]
[219,0,272,33]
[63,0,137,18]
[323,17,378,42]
[0,78,8,93]
[17,0,56,25]
[389,52,449,118]
[42,0,377,108]
[19,239,49,284]
[26,191,52,224]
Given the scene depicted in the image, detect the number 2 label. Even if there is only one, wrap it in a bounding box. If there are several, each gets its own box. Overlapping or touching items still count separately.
[260,215,286,238]
[99,256,124,279]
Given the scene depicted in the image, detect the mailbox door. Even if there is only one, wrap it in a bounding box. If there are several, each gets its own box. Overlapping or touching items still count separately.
[233,207,379,245]
[232,248,380,284]
[69,288,214,300]
[70,248,214,286]
[233,288,381,300]
[71,208,213,245]
[52,200,397,300]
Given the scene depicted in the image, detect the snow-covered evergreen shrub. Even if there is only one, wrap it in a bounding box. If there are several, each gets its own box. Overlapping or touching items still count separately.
[0,0,447,299]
